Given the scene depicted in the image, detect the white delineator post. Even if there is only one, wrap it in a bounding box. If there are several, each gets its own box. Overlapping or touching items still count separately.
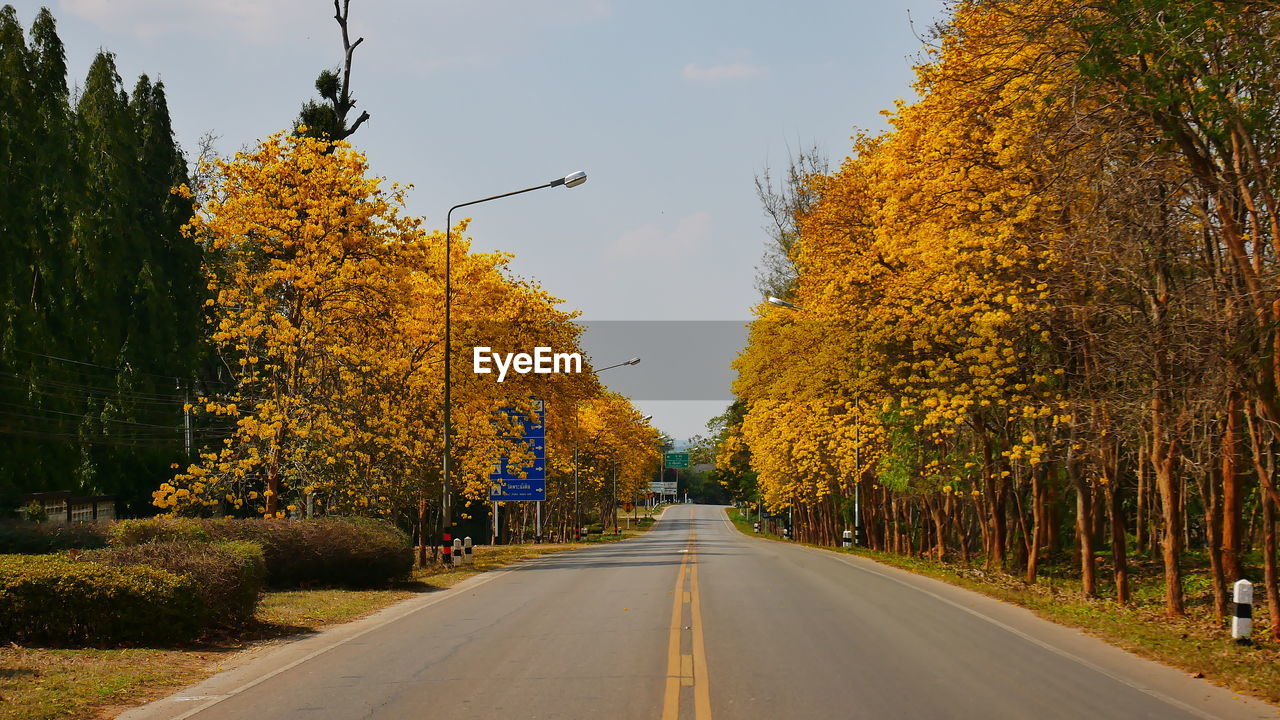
[1233,579,1253,644]
[463,536,473,565]
[452,537,463,568]
[842,529,853,548]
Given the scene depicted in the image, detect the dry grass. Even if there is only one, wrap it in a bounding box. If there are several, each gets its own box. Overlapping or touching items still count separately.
[0,647,217,720]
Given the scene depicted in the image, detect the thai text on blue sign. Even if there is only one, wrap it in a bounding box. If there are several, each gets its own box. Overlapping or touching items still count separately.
[490,400,546,501]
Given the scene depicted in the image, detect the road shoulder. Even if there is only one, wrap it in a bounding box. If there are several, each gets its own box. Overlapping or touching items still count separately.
[721,507,1280,718]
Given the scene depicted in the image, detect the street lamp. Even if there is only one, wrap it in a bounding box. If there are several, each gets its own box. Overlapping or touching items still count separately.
[596,357,641,372]
[766,295,802,310]
[572,356,641,540]
[610,412,654,533]
[442,171,587,539]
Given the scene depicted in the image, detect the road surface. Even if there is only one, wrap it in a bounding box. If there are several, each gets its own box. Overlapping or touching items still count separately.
[123,504,1278,720]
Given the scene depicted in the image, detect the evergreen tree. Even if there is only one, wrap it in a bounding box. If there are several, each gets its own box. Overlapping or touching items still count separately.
[0,7,207,515]
[0,5,34,510]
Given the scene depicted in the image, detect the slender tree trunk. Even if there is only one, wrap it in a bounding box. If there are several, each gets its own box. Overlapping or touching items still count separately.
[974,491,990,565]
[1072,467,1097,597]
[978,418,1006,570]
[1136,440,1148,555]
[1011,475,1032,570]
[416,492,428,566]
[1194,465,1228,620]
[1100,432,1129,604]
[1106,481,1129,604]
[1149,261,1184,616]
[1026,467,1042,584]
[1222,391,1244,582]
[929,496,946,561]
[1264,488,1279,641]
[892,496,902,555]
[1151,394,1185,616]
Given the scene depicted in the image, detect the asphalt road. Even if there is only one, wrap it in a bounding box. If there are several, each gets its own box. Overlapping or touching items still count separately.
[123,504,1279,720]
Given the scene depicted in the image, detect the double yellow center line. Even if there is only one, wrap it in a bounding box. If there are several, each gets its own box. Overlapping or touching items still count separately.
[662,530,712,720]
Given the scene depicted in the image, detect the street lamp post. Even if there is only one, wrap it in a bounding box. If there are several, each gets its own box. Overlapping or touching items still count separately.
[572,357,640,540]
[619,413,653,532]
[441,171,586,543]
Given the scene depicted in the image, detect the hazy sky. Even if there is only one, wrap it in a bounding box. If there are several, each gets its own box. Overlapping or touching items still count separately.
[14,0,948,443]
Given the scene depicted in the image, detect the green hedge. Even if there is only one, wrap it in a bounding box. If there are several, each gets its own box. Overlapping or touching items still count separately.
[112,517,413,588]
[85,541,266,628]
[108,517,209,545]
[0,554,202,645]
[0,522,109,554]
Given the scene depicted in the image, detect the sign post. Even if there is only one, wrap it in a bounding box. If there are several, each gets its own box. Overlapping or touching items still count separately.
[663,453,689,505]
[489,401,547,544]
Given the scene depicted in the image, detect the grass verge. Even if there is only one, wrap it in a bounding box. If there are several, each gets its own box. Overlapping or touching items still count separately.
[1,517,662,720]
[725,507,1280,706]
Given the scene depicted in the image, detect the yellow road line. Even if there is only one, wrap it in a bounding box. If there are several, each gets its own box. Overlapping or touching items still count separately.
[661,531,712,720]
[662,542,690,720]
[690,535,712,720]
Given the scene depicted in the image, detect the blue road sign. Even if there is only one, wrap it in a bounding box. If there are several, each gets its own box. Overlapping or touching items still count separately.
[490,400,546,501]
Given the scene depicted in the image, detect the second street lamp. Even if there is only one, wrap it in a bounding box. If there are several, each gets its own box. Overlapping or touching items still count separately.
[573,356,641,541]
[441,171,587,543]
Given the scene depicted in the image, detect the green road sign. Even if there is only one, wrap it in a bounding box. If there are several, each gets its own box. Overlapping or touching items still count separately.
[664,452,689,469]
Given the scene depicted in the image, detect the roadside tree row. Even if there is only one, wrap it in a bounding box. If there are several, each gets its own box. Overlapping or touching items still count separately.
[725,0,1280,633]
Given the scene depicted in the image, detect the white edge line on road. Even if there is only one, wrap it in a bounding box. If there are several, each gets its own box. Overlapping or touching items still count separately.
[160,523,674,720]
[163,568,513,720]
[725,509,1228,720]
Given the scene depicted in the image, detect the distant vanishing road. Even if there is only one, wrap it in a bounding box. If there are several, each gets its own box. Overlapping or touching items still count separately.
[122,505,1278,720]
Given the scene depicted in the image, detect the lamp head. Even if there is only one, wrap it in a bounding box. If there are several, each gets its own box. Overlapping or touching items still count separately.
[625,357,641,365]
[557,170,588,188]
[767,296,800,310]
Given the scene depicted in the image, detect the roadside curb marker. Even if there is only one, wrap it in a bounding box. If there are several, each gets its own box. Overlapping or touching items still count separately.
[1232,579,1253,645]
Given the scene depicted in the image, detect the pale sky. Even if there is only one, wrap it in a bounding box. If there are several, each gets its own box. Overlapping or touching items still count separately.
[14,0,948,442]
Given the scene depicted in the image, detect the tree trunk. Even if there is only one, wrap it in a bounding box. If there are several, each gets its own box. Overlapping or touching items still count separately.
[1222,391,1244,582]
[1193,466,1228,620]
[929,496,946,561]
[1151,394,1185,616]
[1264,487,1279,642]
[1072,468,1097,598]
[416,492,428,566]
[1106,481,1129,604]
[1136,440,1148,555]
[1026,467,1042,584]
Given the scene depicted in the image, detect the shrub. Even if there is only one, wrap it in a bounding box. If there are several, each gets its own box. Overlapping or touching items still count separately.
[0,554,202,645]
[637,517,656,527]
[85,541,266,628]
[111,517,413,588]
[218,517,413,588]
[110,517,210,546]
[0,522,110,554]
